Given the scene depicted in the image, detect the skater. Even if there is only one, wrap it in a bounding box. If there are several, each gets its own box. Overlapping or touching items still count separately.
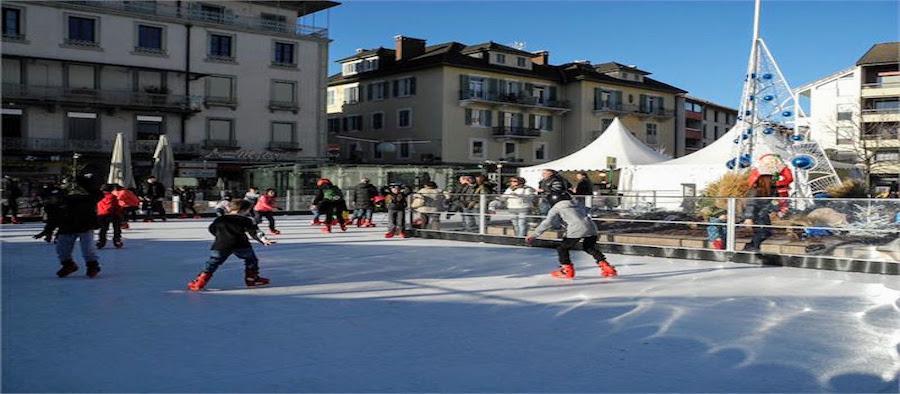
[96,184,123,249]
[214,193,232,217]
[187,199,274,291]
[113,185,141,227]
[141,176,167,222]
[411,181,444,230]
[502,177,536,237]
[571,171,593,207]
[55,174,104,278]
[178,187,199,218]
[741,174,778,252]
[244,187,260,222]
[526,194,617,280]
[384,184,410,238]
[537,169,569,215]
[352,177,379,227]
[254,188,280,235]
[455,176,478,232]
[1,175,22,224]
[33,184,64,243]
[312,179,347,233]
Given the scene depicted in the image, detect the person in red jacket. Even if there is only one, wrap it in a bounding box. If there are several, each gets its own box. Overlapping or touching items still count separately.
[96,184,123,249]
[254,188,280,235]
[112,185,141,228]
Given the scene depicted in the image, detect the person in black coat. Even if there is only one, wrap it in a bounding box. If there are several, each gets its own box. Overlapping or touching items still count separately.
[538,169,571,214]
[312,178,347,233]
[141,176,167,222]
[33,184,64,243]
[383,183,410,238]
[54,174,104,278]
[351,177,379,227]
[1,175,22,224]
[571,171,593,207]
[742,174,778,252]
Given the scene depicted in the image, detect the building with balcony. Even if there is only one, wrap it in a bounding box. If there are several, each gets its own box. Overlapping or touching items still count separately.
[681,96,737,155]
[1,0,336,192]
[796,42,900,191]
[326,36,686,168]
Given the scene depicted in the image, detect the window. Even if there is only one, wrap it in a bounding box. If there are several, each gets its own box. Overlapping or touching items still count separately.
[327,89,335,105]
[67,15,97,44]
[136,115,164,140]
[66,64,96,90]
[600,118,613,133]
[206,76,235,102]
[394,77,416,97]
[470,139,486,159]
[137,25,163,51]
[504,142,517,159]
[67,112,98,140]
[398,109,412,128]
[374,145,383,159]
[273,42,295,65]
[342,58,378,75]
[2,108,23,138]
[343,86,359,104]
[271,122,295,142]
[645,123,658,145]
[271,80,296,104]
[714,126,719,138]
[371,112,383,130]
[2,7,22,38]
[836,104,854,121]
[368,81,387,100]
[3,58,21,84]
[208,33,233,59]
[467,77,485,98]
[207,118,234,141]
[533,114,553,131]
[875,152,899,162]
[495,53,506,64]
[516,57,526,67]
[606,156,617,170]
[343,115,362,131]
[465,109,492,127]
[836,126,854,145]
[327,118,341,133]
[714,111,720,122]
[534,142,547,161]
[398,142,411,159]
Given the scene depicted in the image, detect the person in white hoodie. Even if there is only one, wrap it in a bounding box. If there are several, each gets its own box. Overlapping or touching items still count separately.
[526,195,618,280]
[502,177,535,237]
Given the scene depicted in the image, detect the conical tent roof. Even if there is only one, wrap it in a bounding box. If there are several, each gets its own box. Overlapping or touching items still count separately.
[519,117,668,187]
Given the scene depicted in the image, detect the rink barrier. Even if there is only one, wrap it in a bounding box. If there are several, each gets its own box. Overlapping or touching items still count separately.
[408,193,899,275]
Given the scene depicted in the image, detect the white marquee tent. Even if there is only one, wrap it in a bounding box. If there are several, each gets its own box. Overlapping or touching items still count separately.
[519,117,669,187]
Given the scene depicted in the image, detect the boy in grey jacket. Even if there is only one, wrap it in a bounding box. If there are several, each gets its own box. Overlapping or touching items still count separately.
[526,197,618,279]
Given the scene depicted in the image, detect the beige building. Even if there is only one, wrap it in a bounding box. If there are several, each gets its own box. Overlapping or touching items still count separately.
[1,0,336,192]
[326,37,687,168]
[682,96,738,154]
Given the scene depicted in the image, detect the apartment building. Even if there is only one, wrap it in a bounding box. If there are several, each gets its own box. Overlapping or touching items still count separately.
[1,0,336,191]
[326,36,686,168]
[682,96,737,154]
[796,42,899,191]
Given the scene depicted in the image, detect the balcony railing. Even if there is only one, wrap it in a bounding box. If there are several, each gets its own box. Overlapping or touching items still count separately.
[55,1,328,38]
[459,90,569,109]
[203,139,239,150]
[268,141,302,151]
[594,102,675,117]
[861,130,899,140]
[2,84,202,113]
[862,107,900,114]
[2,137,201,154]
[862,81,900,89]
[492,126,542,138]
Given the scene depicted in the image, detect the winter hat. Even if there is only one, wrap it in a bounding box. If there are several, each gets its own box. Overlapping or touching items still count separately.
[316,178,331,187]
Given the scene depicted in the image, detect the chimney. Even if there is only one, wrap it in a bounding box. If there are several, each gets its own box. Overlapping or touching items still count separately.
[394,35,426,61]
[532,50,549,65]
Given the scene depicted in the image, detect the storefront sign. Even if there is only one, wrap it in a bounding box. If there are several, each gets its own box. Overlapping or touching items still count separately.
[178,168,217,178]
[202,149,284,162]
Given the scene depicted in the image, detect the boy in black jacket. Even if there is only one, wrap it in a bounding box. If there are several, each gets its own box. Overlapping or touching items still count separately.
[384,184,409,238]
[55,175,104,278]
[187,200,274,291]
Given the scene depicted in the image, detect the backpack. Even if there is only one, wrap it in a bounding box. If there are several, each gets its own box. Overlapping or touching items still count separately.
[322,185,342,201]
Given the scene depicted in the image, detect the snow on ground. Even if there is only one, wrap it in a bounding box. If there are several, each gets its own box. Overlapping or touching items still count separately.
[2,216,899,392]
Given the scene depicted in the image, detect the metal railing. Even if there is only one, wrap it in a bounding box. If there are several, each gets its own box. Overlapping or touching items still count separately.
[593,102,675,117]
[862,81,900,89]
[56,1,328,38]
[203,139,239,149]
[492,126,542,138]
[459,90,570,109]
[861,107,900,114]
[1,137,201,154]
[2,84,202,112]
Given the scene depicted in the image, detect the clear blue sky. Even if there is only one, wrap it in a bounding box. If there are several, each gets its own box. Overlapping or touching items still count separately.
[315,0,898,108]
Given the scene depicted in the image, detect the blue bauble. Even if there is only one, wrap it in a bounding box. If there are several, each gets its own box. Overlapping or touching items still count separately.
[739,155,752,168]
[751,73,757,79]
[763,127,775,135]
[763,95,774,101]
[741,132,751,140]
[733,138,740,144]
[726,159,737,169]
[762,73,773,80]
[745,110,752,116]
[791,155,815,170]
[790,134,804,142]
[782,110,792,117]
[749,95,755,101]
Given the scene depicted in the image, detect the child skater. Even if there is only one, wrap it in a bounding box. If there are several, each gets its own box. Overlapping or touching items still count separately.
[254,188,280,235]
[383,184,410,238]
[526,194,617,280]
[96,184,123,249]
[187,200,274,291]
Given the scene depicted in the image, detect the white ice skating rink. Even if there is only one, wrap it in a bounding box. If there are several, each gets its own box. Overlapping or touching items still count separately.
[2,216,898,392]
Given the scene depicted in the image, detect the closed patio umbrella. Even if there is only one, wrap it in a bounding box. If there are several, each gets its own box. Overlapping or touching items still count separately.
[151,135,175,192]
[107,132,135,188]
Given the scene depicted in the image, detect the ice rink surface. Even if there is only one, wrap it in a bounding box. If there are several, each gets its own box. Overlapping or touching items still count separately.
[2,216,899,392]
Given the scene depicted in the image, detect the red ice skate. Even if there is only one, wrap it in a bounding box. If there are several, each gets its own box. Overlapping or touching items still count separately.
[244,270,270,287]
[339,222,347,232]
[384,230,395,238]
[270,229,281,235]
[311,218,322,226]
[188,272,212,291]
[399,231,410,238]
[121,222,130,230]
[179,213,188,219]
[551,264,575,280]
[365,219,376,228]
[598,261,618,278]
[10,217,20,224]
[321,224,332,234]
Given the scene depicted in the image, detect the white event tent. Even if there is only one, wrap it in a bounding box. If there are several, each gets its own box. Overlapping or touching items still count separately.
[519,117,669,187]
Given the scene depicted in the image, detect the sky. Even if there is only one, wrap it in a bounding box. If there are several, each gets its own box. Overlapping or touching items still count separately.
[311,0,899,108]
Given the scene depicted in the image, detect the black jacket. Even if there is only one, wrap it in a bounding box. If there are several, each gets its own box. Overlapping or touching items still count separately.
[385,191,408,211]
[313,185,345,206]
[143,182,166,201]
[208,214,263,250]
[539,175,570,197]
[573,179,592,195]
[56,179,102,234]
[353,182,379,209]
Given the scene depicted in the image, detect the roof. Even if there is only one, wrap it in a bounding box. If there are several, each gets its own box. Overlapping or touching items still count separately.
[460,42,536,58]
[592,62,651,75]
[246,1,340,17]
[684,95,739,113]
[560,62,687,94]
[335,47,394,63]
[856,42,900,66]
[793,66,857,93]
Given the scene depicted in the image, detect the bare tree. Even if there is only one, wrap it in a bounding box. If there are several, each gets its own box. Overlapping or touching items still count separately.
[820,103,896,192]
